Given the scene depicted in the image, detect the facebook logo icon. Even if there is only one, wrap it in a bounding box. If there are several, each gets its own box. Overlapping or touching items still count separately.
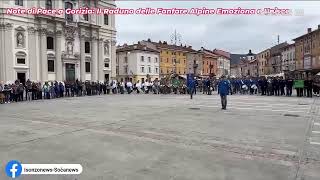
[5,160,22,178]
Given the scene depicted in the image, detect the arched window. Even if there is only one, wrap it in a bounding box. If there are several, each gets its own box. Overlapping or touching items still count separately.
[46,0,52,9]
[47,37,54,50]
[65,2,73,21]
[16,32,25,48]
[104,14,109,25]
[85,42,90,53]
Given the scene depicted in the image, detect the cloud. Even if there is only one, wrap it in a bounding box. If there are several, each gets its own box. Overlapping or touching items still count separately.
[115,1,320,54]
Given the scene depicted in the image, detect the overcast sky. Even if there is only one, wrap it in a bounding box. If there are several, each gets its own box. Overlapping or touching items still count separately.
[115,1,320,54]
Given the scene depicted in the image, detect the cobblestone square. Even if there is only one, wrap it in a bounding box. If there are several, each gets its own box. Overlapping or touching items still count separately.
[0,94,319,180]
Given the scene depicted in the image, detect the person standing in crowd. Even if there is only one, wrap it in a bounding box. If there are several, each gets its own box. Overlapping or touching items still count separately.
[267,77,273,96]
[126,80,133,94]
[119,80,125,94]
[37,82,42,99]
[3,83,11,103]
[59,82,64,98]
[305,77,313,97]
[144,80,150,94]
[285,77,293,96]
[313,76,320,97]
[26,79,32,101]
[43,82,50,99]
[218,75,229,110]
[0,82,4,104]
[135,80,141,94]
[279,77,286,96]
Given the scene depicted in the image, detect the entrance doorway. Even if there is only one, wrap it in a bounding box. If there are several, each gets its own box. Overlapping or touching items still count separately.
[104,74,109,82]
[65,63,75,82]
[17,72,26,85]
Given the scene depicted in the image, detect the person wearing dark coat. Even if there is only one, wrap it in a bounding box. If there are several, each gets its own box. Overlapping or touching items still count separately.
[218,76,230,110]
[285,78,293,96]
[279,77,285,96]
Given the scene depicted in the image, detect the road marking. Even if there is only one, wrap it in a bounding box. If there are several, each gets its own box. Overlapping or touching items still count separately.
[314,122,320,126]
[310,141,320,145]
[195,104,305,113]
[312,131,320,134]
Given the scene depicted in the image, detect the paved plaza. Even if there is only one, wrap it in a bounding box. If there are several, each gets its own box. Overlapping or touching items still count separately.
[0,94,320,180]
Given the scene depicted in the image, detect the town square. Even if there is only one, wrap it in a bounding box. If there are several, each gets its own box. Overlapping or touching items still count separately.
[0,93,320,180]
[1,0,320,179]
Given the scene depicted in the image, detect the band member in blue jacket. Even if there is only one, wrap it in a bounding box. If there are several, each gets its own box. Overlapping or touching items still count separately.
[218,75,230,110]
[187,76,196,99]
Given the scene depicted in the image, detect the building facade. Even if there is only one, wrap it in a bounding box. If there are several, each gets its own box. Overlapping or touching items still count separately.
[248,59,258,77]
[281,43,295,73]
[0,0,116,84]
[293,26,320,78]
[269,42,288,75]
[186,50,203,76]
[257,49,270,76]
[212,49,231,77]
[141,39,189,77]
[201,47,218,77]
[116,43,160,82]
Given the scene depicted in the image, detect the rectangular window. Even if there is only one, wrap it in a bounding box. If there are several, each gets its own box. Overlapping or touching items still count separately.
[148,57,151,62]
[85,62,91,73]
[141,56,144,62]
[105,63,109,68]
[104,14,109,25]
[148,66,151,73]
[124,57,128,63]
[124,66,128,74]
[85,42,90,53]
[155,67,158,73]
[17,58,25,64]
[155,57,158,63]
[15,0,23,6]
[141,66,145,73]
[48,60,54,72]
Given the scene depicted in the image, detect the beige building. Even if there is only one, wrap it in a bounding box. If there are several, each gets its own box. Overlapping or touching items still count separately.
[257,49,271,76]
[116,43,160,82]
[0,0,116,84]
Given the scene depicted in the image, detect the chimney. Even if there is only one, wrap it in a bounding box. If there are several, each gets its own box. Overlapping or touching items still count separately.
[147,38,151,42]
[159,40,162,44]
[188,46,192,49]
[249,49,252,54]
[318,25,320,30]
[137,41,140,44]
[308,28,312,33]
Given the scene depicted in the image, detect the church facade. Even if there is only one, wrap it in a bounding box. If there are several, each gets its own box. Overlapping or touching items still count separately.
[0,0,116,84]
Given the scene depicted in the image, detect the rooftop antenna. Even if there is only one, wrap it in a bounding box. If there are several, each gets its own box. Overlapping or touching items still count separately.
[277,35,280,45]
[170,29,182,45]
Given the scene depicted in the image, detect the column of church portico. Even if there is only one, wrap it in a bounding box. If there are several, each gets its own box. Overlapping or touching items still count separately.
[98,39,104,82]
[4,23,14,82]
[55,30,63,81]
[39,28,48,82]
[91,37,98,81]
[28,27,37,81]
[80,35,86,81]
